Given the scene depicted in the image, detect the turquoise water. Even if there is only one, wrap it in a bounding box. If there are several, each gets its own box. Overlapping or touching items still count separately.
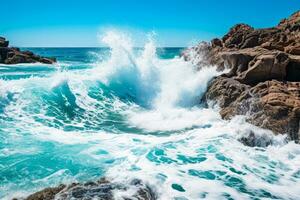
[0,35,300,199]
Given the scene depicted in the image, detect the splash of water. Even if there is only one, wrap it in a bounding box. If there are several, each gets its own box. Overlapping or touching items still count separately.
[98,30,219,109]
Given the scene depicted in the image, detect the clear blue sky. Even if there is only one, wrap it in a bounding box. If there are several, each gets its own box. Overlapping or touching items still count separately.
[2,0,299,47]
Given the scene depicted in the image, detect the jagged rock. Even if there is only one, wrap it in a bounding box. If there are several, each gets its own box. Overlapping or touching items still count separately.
[222,24,254,48]
[211,38,223,48]
[205,78,300,141]
[0,36,56,64]
[240,34,259,49]
[189,11,300,144]
[204,76,249,108]
[16,178,156,200]
[278,11,300,27]
[25,184,66,200]
[0,37,9,47]
[219,49,259,76]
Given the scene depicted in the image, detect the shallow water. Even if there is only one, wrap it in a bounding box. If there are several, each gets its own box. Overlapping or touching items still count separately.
[0,32,300,200]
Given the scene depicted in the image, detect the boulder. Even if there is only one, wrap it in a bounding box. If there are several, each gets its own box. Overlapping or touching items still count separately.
[16,178,156,200]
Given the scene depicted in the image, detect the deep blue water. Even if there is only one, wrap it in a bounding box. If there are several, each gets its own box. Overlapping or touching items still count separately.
[0,45,299,200]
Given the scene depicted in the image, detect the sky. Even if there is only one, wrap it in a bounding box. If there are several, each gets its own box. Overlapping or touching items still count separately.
[1,0,299,47]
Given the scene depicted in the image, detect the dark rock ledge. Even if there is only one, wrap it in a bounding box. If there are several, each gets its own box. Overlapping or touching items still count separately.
[0,37,56,64]
[182,11,300,144]
[13,178,156,200]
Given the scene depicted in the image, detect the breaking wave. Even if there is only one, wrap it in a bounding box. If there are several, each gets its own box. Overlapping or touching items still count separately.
[0,31,299,200]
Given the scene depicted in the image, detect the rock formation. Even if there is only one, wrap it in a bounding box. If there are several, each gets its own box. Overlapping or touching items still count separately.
[183,11,300,143]
[0,37,56,64]
[14,178,156,200]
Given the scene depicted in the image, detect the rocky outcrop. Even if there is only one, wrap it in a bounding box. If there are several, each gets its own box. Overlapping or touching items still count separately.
[0,37,56,64]
[205,77,300,141]
[14,178,156,200]
[0,36,9,47]
[184,11,300,143]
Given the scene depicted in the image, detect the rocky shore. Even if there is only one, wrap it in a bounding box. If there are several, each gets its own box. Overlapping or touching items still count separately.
[183,11,300,143]
[14,178,156,200]
[0,37,56,64]
[10,11,300,200]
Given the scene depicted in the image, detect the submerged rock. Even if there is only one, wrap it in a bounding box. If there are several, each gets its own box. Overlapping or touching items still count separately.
[238,131,273,147]
[15,178,156,200]
[186,11,300,144]
[0,37,56,64]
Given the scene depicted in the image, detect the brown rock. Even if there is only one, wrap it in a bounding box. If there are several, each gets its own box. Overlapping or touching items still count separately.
[204,78,300,141]
[189,11,300,144]
[211,38,223,48]
[278,11,300,27]
[238,52,289,84]
[25,185,66,200]
[204,76,249,108]
[40,57,57,64]
[285,45,300,55]
[222,24,254,48]
[219,48,263,76]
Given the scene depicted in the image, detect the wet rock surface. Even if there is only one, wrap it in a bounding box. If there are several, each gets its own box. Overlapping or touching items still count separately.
[14,178,156,200]
[0,37,56,64]
[185,11,300,143]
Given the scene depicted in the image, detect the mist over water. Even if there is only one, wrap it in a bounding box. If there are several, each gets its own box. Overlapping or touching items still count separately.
[0,31,299,200]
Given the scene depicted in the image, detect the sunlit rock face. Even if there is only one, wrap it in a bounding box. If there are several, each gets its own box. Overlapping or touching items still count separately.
[184,11,300,143]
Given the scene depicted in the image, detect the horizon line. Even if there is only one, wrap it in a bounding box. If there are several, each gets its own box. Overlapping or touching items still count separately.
[19,46,187,48]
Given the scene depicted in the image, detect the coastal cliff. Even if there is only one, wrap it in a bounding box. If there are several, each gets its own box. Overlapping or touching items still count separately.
[0,37,56,64]
[183,11,300,143]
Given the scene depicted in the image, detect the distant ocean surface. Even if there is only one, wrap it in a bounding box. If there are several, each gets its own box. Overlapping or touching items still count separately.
[1,33,300,199]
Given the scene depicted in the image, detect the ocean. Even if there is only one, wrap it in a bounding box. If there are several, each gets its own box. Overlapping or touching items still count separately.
[0,33,300,199]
